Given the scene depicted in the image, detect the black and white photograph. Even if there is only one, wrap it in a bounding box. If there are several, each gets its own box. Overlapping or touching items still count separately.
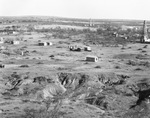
[0,0,150,118]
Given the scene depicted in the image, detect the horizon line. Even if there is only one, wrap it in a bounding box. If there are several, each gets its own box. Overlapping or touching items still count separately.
[0,15,147,22]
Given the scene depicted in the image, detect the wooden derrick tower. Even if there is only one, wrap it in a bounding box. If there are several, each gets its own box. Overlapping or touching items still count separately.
[143,20,148,40]
[89,18,94,27]
[141,20,150,43]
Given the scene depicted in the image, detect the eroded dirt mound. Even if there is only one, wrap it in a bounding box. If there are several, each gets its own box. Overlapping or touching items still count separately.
[97,73,128,86]
[58,72,89,90]
[4,72,150,118]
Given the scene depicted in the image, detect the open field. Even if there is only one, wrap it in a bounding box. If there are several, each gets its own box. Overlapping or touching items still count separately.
[0,17,150,118]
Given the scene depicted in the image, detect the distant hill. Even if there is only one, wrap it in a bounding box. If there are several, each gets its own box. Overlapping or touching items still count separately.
[0,15,149,26]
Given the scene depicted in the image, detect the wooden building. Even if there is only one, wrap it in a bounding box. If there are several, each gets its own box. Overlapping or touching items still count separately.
[86,56,98,62]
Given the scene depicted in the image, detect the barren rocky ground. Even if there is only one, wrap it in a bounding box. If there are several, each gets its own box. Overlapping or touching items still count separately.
[0,20,150,118]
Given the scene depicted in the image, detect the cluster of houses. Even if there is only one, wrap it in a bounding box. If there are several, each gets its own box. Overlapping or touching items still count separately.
[68,45,98,62]
[112,32,129,39]
[0,25,32,35]
[69,45,92,52]
[0,37,20,45]
[0,36,98,62]
[11,40,20,45]
[0,26,19,35]
[0,36,54,46]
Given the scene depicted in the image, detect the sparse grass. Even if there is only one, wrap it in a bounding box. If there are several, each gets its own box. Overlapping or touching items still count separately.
[57,67,68,70]
[22,46,27,48]
[95,65,101,68]
[114,65,121,69]
[56,46,63,48]
[127,60,136,66]
[49,55,55,58]
[121,47,125,50]
[37,62,44,64]
[32,50,37,53]
[134,68,143,71]
[143,45,148,48]
[20,65,29,68]
[84,62,89,64]
[8,61,14,64]
[141,50,147,53]
[123,102,150,118]
[137,48,142,50]
[127,60,150,67]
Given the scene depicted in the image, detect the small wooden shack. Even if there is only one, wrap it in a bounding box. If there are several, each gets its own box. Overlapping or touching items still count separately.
[39,42,48,46]
[38,42,52,46]
[0,46,6,50]
[86,56,98,62]
[0,37,4,44]
[0,64,5,68]
[47,42,53,46]
[84,46,92,52]
[69,45,82,52]
[11,41,20,45]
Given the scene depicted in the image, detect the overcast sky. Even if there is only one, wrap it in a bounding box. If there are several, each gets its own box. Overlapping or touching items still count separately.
[0,0,150,20]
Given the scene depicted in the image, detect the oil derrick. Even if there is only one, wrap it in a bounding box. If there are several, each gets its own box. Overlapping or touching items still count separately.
[141,20,150,43]
[143,20,147,41]
[89,18,94,27]
[89,18,92,27]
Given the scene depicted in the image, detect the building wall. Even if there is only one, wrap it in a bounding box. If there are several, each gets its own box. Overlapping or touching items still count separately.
[86,56,98,62]
[39,42,47,46]
[13,41,19,45]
